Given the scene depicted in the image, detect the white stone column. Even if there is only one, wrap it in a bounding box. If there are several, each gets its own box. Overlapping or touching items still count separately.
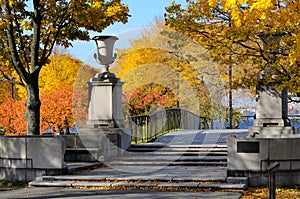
[87,73,124,128]
[249,82,294,138]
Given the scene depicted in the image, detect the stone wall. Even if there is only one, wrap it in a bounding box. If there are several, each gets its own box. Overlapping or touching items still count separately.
[64,127,131,162]
[227,136,300,186]
[0,136,66,181]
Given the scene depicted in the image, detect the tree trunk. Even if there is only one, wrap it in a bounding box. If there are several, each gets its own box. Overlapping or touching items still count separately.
[25,77,41,135]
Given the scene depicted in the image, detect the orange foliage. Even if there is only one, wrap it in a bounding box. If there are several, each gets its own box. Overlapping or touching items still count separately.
[40,83,74,135]
[0,83,86,135]
[128,83,177,115]
[0,98,26,136]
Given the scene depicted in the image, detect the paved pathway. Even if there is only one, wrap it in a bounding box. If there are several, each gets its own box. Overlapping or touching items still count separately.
[2,129,248,199]
[0,187,242,199]
[153,129,248,145]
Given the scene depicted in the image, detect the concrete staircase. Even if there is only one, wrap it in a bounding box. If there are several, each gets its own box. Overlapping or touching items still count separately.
[29,143,248,191]
[115,144,228,167]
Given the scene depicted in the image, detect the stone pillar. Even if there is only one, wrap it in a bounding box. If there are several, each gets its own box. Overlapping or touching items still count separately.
[87,72,124,128]
[249,82,294,138]
[66,35,131,162]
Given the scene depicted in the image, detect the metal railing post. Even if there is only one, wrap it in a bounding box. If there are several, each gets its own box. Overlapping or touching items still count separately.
[128,108,209,143]
[267,162,280,199]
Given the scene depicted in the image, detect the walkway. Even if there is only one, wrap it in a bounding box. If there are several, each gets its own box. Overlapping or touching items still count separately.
[153,129,248,145]
[0,187,243,199]
[3,129,248,198]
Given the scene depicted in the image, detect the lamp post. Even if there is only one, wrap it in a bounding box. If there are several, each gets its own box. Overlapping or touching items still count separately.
[11,78,15,99]
[229,63,233,129]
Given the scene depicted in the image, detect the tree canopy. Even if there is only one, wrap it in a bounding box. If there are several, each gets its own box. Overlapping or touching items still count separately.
[0,52,97,135]
[0,0,129,135]
[128,83,177,116]
[165,0,300,95]
[113,19,225,119]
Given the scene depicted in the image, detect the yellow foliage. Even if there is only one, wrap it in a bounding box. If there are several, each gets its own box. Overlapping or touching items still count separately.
[113,20,224,118]
[0,0,129,135]
[39,51,82,94]
[165,0,300,95]
[208,0,219,7]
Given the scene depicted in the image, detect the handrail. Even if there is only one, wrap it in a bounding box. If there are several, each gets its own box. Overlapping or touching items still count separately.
[129,108,209,144]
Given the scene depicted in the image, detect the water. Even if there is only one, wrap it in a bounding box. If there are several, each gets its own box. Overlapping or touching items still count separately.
[221,116,300,134]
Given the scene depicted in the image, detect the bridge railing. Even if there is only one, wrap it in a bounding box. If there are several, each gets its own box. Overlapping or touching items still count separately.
[289,115,300,134]
[129,108,209,144]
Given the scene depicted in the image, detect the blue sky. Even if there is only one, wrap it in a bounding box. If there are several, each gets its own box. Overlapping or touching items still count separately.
[69,0,187,65]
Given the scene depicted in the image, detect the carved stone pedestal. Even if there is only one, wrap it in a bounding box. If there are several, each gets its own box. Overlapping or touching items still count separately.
[87,72,124,128]
[248,83,294,138]
[227,82,300,186]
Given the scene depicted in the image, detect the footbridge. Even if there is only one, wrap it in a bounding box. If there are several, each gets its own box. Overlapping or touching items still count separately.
[129,108,209,144]
[30,108,249,193]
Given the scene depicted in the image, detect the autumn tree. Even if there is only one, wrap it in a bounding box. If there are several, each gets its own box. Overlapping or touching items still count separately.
[0,98,26,135]
[13,50,84,99]
[0,0,129,135]
[165,0,300,96]
[0,57,18,102]
[39,50,82,95]
[113,19,223,119]
[128,83,177,115]
[0,55,99,135]
[0,80,15,102]
[0,83,80,135]
[40,83,75,134]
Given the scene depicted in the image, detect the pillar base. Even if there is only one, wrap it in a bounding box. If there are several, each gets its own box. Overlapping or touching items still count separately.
[227,136,300,186]
[248,126,295,138]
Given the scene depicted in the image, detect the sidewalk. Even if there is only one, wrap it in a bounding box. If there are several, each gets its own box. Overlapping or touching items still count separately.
[153,129,248,145]
[1,187,242,199]
[1,129,247,199]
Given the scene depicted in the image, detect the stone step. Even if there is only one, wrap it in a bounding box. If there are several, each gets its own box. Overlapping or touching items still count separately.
[131,144,227,148]
[108,161,227,167]
[226,177,249,188]
[124,151,227,156]
[64,148,100,162]
[114,155,227,162]
[67,162,103,173]
[29,179,246,191]
[128,146,227,152]
[34,175,227,183]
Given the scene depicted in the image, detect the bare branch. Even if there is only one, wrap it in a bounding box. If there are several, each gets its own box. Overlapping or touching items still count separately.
[0,69,24,86]
[2,0,29,82]
[11,5,30,72]
[30,0,42,73]
[40,7,71,66]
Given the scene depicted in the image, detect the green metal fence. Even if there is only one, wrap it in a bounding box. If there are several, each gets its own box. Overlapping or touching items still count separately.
[129,108,209,144]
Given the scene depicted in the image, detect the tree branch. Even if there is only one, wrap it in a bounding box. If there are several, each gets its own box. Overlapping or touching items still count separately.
[40,8,71,66]
[11,5,30,72]
[30,0,42,74]
[0,69,24,86]
[2,0,29,82]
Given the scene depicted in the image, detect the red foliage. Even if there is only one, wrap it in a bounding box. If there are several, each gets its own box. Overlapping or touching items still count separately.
[0,98,26,135]
[0,83,87,135]
[40,83,74,134]
[128,83,177,115]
